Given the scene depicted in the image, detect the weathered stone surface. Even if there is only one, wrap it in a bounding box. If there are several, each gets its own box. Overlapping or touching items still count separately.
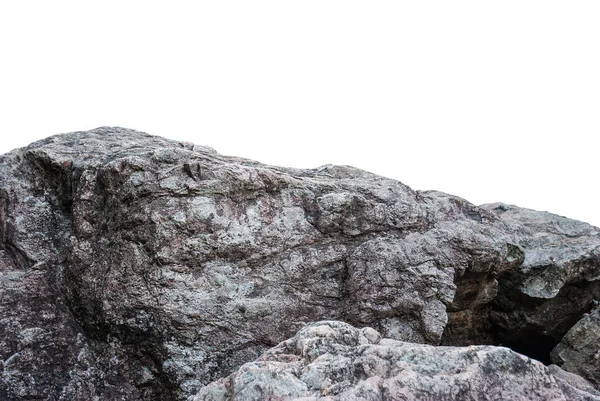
[0,127,599,400]
[551,305,600,388]
[548,364,600,400]
[193,320,600,401]
[482,203,600,363]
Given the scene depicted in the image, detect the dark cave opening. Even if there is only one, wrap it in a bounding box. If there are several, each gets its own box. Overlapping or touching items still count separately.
[485,283,600,366]
[441,308,561,366]
[499,334,557,365]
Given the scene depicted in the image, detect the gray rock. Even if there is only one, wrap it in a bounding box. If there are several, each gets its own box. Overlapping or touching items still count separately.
[551,305,600,388]
[192,320,600,401]
[548,364,600,400]
[482,203,600,363]
[0,127,599,399]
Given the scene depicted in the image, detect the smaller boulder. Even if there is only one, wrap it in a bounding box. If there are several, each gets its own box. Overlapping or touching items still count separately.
[192,321,600,401]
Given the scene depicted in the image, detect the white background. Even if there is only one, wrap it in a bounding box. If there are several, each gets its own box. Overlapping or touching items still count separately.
[1,1,599,226]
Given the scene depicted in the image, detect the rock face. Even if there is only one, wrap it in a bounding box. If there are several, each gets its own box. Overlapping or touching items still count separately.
[482,204,600,363]
[0,127,599,400]
[193,320,600,401]
[551,305,600,388]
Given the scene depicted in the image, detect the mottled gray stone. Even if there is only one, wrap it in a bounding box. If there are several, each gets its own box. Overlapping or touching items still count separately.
[0,127,599,400]
[192,321,600,401]
[551,305,600,388]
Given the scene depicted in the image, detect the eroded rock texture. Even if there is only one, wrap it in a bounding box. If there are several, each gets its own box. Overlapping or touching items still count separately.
[482,203,600,363]
[193,320,600,401]
[551,305,600,388]
[0,127,599,400]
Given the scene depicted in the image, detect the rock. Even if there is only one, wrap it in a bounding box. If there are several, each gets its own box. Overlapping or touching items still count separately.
[192,320,600,401]
[551,305,600,388]
[548,364,600,400]
[482,203,600,363]
[0,127,599,400]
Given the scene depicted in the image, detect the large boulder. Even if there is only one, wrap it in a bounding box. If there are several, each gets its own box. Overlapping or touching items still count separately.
[0,127,599,400]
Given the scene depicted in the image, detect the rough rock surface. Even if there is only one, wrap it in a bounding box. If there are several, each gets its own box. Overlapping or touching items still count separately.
[193,320,600,401]
[551,305,600,388]
[0,127,599,400]
[482,204,600,363]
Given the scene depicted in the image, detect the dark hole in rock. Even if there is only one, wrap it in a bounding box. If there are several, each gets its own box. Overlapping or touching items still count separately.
[442,310,559,365]
[443,274,600,366]
[484,281,600,366]
[498,334,557,365]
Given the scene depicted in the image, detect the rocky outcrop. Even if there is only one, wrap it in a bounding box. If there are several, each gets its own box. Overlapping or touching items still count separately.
[0,127,599,400]
[193,320,600,401]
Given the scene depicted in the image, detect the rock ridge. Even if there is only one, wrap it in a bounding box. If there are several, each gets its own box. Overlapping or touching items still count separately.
[0,127,598,400]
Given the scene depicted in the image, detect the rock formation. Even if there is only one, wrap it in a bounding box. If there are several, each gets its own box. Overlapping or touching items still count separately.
[0,127,598,400]
[193,321,600,401]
